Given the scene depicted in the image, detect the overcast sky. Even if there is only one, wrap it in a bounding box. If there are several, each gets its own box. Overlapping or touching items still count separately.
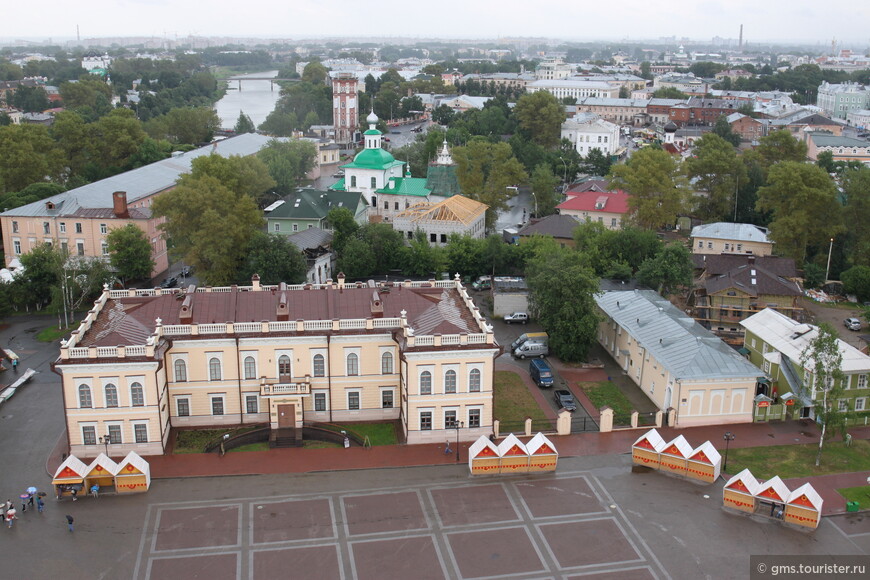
[4,0,869,47]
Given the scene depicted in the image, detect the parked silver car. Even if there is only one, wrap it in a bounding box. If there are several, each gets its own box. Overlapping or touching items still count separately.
[844,317,862,331]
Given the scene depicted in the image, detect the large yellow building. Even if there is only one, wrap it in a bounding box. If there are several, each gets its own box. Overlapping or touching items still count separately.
[53,275,498,458]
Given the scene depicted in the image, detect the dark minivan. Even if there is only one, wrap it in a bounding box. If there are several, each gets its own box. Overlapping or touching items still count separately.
[529,359,554,387]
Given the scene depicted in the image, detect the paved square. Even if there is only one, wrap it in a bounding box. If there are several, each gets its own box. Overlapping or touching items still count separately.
[252,545,341,580]
[149,553,238,580]
[430,482,519,526]
[251,498,334,544]
[350,535,446,580]
[447,526,545,578]
[154,505,240,551]
[539,519,643,568]
[342,490,428,536]
[515,475,606,518]
[566,568,657,579]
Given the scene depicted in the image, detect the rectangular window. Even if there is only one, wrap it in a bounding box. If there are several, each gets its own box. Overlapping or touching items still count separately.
[292,224,298,232]
[856,398,866,411]
[468,408,481,428]
[382,390,393,408]
[43,222,50,234]
[274,223,280,232]
[245,395,259,414]
[420,411,432,430]
[314,392,326,411]
[77,241,85,256]
[838,400,848,412]
[75,222,82,233]
[11,221,18,233]
[134,424,148,443]
[101,242,109,256]
[59,222,66,233]
[859,374,867,389]
[82,426,97,445]
[100,223,108,234]
[13,240,21,255]
[211,396,224,416]
[176,397,190,417]
[445,409,458,428]
[348,391,360,410]
[107,424,122,444]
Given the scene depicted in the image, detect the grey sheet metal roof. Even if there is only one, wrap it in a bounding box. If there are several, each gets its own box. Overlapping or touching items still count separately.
[596,289,760,381]
[690,222,770,243]
[1,133,276,218]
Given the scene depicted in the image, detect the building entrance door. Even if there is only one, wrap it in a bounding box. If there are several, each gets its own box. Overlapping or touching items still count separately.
[277,404,295,428]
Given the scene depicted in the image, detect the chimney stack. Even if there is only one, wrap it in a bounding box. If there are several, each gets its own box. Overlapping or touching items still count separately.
[112,191,129,218]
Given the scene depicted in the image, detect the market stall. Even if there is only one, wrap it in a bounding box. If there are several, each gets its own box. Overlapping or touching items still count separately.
[114,451,151,494]
[686,441,721,483]
[631,428,665,469]
[784,483,823,530]
[468,436,501,475]
[497,433,530,474]
[52,455,89,500]
[659,435,692,477]
[526,433,558,472]
[754,476,790,520]
[722,469,760,513]
[85,453,119,495]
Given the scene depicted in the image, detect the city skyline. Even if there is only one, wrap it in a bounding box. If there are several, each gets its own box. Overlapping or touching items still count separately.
[2,0,869,48]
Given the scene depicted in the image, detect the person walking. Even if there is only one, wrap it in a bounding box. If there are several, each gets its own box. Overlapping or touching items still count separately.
[65,514,74,533]
[11,357,18,372]
[90,484,99,499]
[3,499,11,513]
[5,507,16,529]
[36,497,44,514]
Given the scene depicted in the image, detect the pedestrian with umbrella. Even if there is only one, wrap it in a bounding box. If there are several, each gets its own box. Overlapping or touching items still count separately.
[26,487,37,508]
[19,493,29,513]
[5,506,16,528]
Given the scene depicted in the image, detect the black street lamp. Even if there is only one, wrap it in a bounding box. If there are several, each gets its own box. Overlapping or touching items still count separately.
[723,431,735,472]
[99,433,112,455]
[455,420,464,463]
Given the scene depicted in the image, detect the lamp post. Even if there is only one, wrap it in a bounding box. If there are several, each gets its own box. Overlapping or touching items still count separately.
[723,431,735,472]
[529,191,538,218]
[558,156,568,184]
[825,237,834,283]
[455,420,464,462]
[99,433,111,456]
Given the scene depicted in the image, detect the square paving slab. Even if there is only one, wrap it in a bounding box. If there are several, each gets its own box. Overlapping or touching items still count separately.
[149,553,238,580]
[430,483,519,527]
[343,490,427,536]
[447,526,545,578]
[350,535,445,580]
[514,476,605,518]
[154,505,240,551]
[253,545,341,580]
[251,498,334,544]
[539,519,643,569]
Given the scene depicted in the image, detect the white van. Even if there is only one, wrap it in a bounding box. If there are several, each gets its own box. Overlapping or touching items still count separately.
[513,341,549,359]
[510,332,548,351]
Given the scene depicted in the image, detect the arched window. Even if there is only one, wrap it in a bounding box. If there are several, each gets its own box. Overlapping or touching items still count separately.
[209,357,222,381]
[381,352,393,374]
[105,384,118,407]
[347,353,359,376]
[420,371,432,395]
[469,369,481,392]
[278,355,292,380]
[445,370,457,393]
[79,384,92,408]
[244,356,256,380]
[130,382,144,406]
[313,354,325,377]
[174,359,187,382]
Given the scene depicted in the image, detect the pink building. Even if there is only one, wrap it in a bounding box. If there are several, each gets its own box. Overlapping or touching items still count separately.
[332,72,359,146]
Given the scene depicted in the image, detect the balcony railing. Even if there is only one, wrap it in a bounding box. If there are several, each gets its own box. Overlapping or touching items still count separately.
[260,379,311,397]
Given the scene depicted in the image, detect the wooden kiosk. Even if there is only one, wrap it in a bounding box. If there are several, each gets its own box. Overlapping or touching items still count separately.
[468,436,501,475]
[632,429,665,469]
[526,433,558,472]
[686,441,721,483]
[659,435,692,477]
[85,453,119,495]
[723,469,760,513]
[497,433,530,474]
[52,455,89,499]
[115,452,151,494]
[784,483,823,530]
[755,476,790,520]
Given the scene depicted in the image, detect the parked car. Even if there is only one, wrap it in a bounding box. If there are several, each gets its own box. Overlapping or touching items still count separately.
[504,312,529,324]
[553,389,577,412]
[159,276,178,289]
[390,130,401,134]
[510,332,548,351]
[513,341,548,359]
[844,317,862,331]
[471,276,492,291]
[529,358,554,388]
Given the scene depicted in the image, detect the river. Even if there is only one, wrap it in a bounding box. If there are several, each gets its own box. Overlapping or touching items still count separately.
[214,70,281,130]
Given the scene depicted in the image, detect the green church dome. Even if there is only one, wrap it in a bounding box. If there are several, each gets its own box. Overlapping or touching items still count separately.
[351,147,397,169]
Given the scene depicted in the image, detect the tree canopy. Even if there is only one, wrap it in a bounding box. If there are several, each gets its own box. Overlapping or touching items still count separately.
[608,147,687,230]
[512,91,566,149]
[106,224,155,285]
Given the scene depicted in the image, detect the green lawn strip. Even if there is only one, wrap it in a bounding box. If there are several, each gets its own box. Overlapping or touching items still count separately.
[36,325,73,342]
[725,439,870,479]
[578,381,633,423]
[228,442,270,452]
[174,427,259,453]
[494,370,551,431]
[837,486,870,508]
[336,422,397,446]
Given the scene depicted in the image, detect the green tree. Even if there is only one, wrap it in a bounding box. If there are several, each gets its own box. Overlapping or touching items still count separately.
[151,175,265,286]
[757,129,808,168]
[12,86,49,112]
[106,223,155,285]
[256,139,317,195]
[841,167,870,267]
[50,111,93,177]
[512,91,566,148]
[841,266,870,302]
[0,124,64,193]
[816,150,836,174]
[581,148,612,177]
[526,247,601,361]
[234,111,256,134]
[445,234,487,280]
[359,223,406,274]
[146,106,220,145]
[325,207,359,254]
[756,162,844,264]
[0,182,65,211]
[636,242,693,295]
[452,139,528,228]
[685,133,745,221]
[403,231,446,277]
[59,76,113,111]
[712,115,741,147]
[238,231,307,285]
[530,164,560,217]
[301,61,329,85]
[338,236,376,279]
[608,147,687,230]
[91,108,147,170]
[188,153,276,205]
[800,323,847,467]
[16,242,60,309]
[652,87,688,99]
[432,104,455,126]
[259,110,297,136]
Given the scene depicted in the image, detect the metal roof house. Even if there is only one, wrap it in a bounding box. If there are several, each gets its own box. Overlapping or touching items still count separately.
[690,222,774,256]
[596,289,760,427]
